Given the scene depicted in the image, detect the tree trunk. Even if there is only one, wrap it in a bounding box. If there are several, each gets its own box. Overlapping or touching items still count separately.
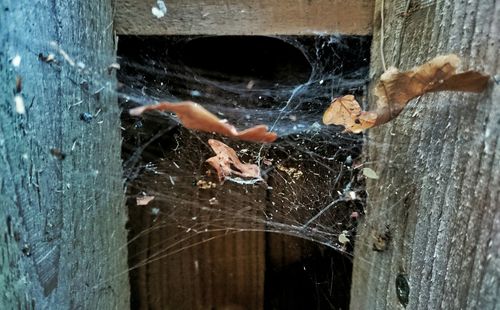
[0,0,129,308]
[351,1,499,309]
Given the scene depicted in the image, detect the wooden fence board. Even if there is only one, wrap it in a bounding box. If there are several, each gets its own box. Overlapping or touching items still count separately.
[115,0,374,35]
[351,1,499,309]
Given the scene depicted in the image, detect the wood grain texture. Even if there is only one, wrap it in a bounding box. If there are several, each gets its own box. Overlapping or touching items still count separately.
[115,0,374,35]
[127,132,265,310]
[0,0,129,308]
[351,0,499,309]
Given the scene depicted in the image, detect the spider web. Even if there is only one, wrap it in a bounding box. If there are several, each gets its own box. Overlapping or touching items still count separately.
[119,34,370,249]
[8,29,374,307]
[115,34,372,308]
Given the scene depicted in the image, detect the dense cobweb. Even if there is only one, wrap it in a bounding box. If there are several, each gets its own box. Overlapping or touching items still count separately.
[119,35,370,250]
[111,34,373,308]
[12,30,373,306]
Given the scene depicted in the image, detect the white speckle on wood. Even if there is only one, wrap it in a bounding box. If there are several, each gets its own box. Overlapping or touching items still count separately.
[152,0,167,18]
[76,61,86,69]
[14,95,25,114]
[12,54,21,67]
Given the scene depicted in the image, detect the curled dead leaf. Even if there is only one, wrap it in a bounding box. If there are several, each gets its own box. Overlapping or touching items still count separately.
[130,101,277,143]
[373,54,489,125]
[323,55,490,133]
[206,139,261,182]
[322,95,378,133]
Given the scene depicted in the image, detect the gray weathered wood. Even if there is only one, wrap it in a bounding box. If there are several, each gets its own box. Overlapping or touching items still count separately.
[0,0,129,308]
[115,0,374,35]
[351,0,499,309]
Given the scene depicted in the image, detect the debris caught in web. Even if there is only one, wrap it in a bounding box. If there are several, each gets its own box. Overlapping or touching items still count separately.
[205,139,261,183]
[277,164,304,180]
[136,195,155,206]
[129,101,278,143]
[323,54,490,133]
[339,230,350,245]
[322,95,377,133]
[196,180,217,189]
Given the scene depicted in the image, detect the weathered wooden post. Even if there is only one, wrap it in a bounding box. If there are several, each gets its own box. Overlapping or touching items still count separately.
[0,0,129,308]
[351,1,499,309]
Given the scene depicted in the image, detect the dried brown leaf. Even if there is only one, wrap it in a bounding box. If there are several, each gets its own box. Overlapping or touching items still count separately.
[205,139,261,182]
[373,54,490,125]
[322,95,377,133]
[129,101,277,143]
[323,55,490,133]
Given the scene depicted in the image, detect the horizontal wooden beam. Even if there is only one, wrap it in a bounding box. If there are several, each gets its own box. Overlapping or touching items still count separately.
[115,0,374,35]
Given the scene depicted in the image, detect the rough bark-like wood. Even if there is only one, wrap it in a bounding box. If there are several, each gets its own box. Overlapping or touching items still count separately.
[115,0,374,35]
[0,0,129,308]
[351,1,499,309]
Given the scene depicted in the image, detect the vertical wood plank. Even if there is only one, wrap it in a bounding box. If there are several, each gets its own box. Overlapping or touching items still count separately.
[0,0,129,308]
[351,1,499,309]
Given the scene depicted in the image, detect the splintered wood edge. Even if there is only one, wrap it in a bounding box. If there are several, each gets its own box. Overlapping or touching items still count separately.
[115,0,374,35]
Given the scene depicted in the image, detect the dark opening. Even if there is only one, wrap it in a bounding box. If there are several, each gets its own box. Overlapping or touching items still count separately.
[264,235,353,310]
[179,36,312,87]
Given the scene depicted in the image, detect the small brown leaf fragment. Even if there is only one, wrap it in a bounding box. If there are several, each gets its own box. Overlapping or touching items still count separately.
[322,95,377,133]
[137,195,155,206]
[130,101,277,143]
[206,139,261,182]
[276,164,303,180]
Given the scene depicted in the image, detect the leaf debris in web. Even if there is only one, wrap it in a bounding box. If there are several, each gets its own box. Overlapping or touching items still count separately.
[277,164,303,180]
[137,195,155,206]
[130,101,278,143]
[205,139,261,183]
[323,54,490,133]
[196,180,217,189]
[339,230,350,245]
[322,95,377,133]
